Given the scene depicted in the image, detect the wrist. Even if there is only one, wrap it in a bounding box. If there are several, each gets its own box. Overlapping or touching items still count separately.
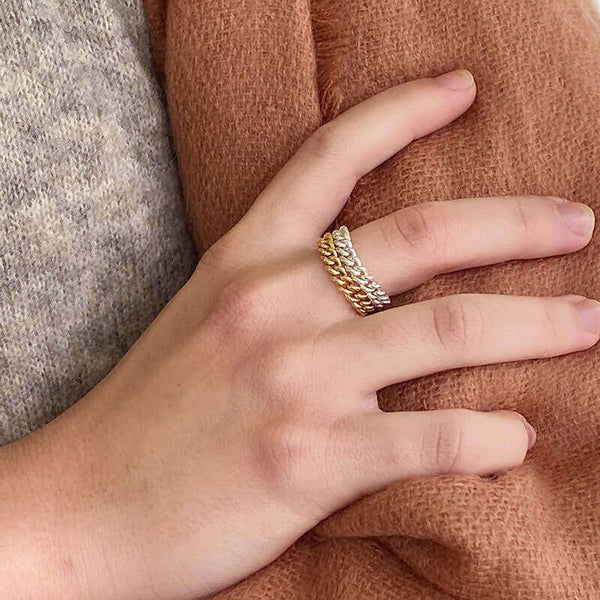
[0,406,119,600]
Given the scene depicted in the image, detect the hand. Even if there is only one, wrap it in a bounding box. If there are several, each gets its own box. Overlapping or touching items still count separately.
[1,69,597,600]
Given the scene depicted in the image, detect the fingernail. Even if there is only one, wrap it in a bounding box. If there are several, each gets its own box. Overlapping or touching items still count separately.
[573,298,600,334]
[494,410,537,450]
[556,200,595,236]
[434,69,475,90]
[560,294,587,302]
[522,420,537,450]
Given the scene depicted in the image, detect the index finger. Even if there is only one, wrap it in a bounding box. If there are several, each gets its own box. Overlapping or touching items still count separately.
[237,70,477,253]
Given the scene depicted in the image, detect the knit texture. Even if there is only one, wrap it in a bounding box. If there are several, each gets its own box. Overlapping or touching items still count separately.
[0,0,197,446]
[145,0,600,598]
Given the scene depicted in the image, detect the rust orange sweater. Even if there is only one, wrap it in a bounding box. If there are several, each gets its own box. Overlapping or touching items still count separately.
[144,1,600,598]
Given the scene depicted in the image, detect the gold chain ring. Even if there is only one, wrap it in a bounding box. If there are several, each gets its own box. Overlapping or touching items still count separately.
[317,232,377,316]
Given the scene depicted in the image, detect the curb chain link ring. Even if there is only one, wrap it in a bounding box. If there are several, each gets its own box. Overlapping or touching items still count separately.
[317,227,391,317]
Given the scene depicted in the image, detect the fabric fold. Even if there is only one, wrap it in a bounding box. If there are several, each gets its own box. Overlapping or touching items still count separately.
[143,1,600,597]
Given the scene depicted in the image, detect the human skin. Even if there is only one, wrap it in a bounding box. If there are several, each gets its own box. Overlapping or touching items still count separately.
[0,69,598,600]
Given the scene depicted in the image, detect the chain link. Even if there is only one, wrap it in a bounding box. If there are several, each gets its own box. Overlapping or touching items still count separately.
[317,227,391,316]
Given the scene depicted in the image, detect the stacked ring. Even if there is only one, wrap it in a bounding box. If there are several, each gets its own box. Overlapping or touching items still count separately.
[317,226,391,316]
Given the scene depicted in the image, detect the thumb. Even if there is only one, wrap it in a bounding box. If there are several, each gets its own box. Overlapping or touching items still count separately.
[337,408,535,498]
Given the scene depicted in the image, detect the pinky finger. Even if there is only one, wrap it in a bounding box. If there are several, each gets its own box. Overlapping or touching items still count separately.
[336,408,535,499]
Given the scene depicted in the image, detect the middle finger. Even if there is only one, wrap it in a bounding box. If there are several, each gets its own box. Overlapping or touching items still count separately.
[349,195,594,297]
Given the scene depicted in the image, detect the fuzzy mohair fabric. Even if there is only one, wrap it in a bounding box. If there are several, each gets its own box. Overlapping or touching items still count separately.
[144,0,600,598]
[0,0,197,446]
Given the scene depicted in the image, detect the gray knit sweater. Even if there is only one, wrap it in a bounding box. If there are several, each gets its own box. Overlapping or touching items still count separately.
[0,1,197,446]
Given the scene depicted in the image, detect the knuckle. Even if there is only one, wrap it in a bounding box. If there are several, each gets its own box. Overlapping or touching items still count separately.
[301,122,347,165]
[421,410,469,474]
[386,204,450,257]
[200,232,245,273]
[429,296,484,355]
[511,197,536,234]
[207,274,272,340]
[539,298,563,353]
[200,241,231,272]
[250,421,320,497]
